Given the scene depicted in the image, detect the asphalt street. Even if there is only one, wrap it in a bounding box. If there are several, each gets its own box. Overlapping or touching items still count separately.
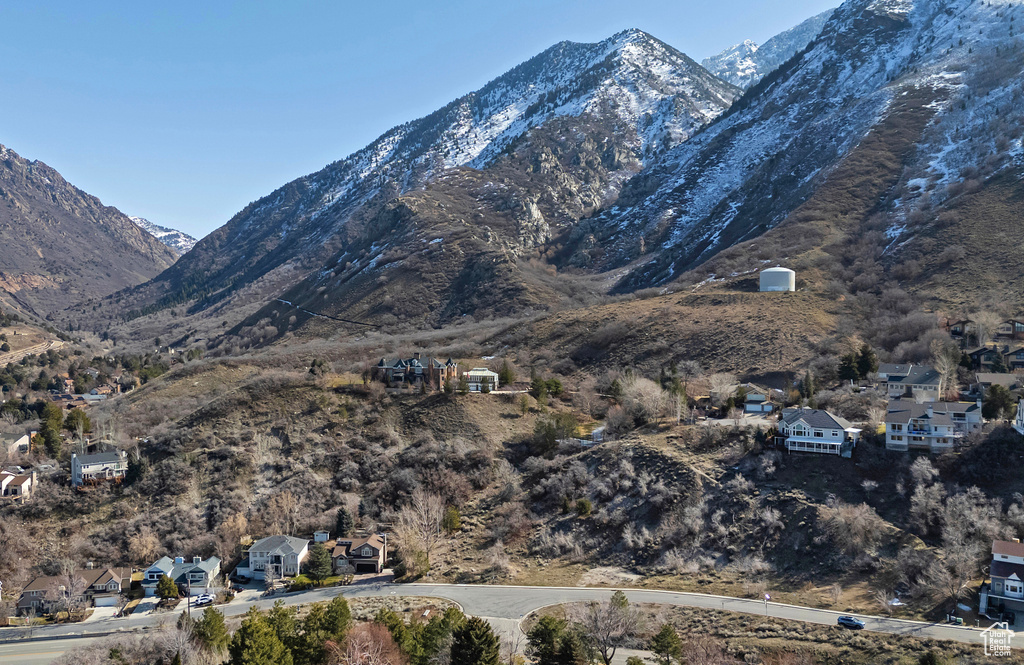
[0,582,997,663]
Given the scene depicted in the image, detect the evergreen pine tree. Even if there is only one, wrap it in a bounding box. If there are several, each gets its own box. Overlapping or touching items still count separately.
[450,616,500,665]
[336,507,355,538]
[305,542,333,585]
[838,354,859,382]
[228,607,294,665]
[498,359,516,386]
[856,343,879,378]
[195,607,230,654]
[650,624,683,665]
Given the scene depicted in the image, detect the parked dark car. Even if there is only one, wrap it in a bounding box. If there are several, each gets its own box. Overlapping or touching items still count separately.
[837,616,865,630]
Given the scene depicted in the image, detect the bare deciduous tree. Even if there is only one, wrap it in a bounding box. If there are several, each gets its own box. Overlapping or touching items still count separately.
[681,634,741,664]
[820,501,886,555]
[394,489,446,566]
[708,373,737,407]
[931,339,962,400]
[973,311,1003,347]
[570,591,643,665]
[330,623,407,665]
[621,376,666,426]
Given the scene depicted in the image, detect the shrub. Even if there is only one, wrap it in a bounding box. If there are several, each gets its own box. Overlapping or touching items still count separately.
[576,498,593,518]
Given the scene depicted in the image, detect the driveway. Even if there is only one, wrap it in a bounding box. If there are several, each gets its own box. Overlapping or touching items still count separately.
[80,607,118,624]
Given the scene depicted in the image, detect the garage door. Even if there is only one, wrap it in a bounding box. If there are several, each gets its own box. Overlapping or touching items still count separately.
[94,595,117,607]
[355,563,378,574]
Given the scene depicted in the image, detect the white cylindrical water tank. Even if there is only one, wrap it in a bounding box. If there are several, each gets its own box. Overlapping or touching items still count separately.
[760,267,796,292]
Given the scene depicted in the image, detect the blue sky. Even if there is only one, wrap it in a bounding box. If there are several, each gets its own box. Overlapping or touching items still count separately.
[0,1,837,238]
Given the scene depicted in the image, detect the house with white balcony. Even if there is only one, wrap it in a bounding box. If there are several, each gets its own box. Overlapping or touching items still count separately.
[464,368,499,393]
[981,540,1024,618]
[885,400,982,453]
[776,408,860,457]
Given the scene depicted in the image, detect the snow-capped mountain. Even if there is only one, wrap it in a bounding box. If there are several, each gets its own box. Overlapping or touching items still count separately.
[702,10,834,88]
[109,29,740,321]
[587,0,1024,291]
[130,217,198,255]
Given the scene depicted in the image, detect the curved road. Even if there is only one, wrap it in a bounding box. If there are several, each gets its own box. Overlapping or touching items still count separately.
[0,582,996,663]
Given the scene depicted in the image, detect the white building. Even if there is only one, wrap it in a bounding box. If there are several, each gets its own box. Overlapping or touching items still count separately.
[885,400,983,453]
[71,450,128,487]
[881,364,942,402]
[241,535,310,580]
[777,408,860,457]
[464,368,499,392]
[759,267,795,292]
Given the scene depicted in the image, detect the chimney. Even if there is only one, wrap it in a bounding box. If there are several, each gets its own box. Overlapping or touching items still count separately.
[414,352,421,360]
[193,556,202,564]
[927,405,934,418]
[86,561,95,570]
[175,557,184,564]
[978,399,983,409]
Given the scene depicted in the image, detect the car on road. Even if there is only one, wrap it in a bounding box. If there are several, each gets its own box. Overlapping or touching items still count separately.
[837,616,865,630]
[191,594,214,607]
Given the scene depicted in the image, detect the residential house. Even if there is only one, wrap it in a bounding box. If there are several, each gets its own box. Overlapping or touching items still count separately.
[776,408,860,457]
[1014,400,1024,436]
[973,373,1021,396]
[464,368,499,392]
[333,535,387,574]
[1,432,31,456]
[373,354,457,390]
[944,318,974,340]
[968,344,1024,372]
[142,556,221,596]
[998,320,1024,340]
[0,468,35,502]
[243,535,309,580]
[71,450,128,487]
[17,566,131,614]
[883,364,942,402]
[969,346,1006,372]
[885,399,983,453]
[981,540,1024,618]
[744,394,775,414]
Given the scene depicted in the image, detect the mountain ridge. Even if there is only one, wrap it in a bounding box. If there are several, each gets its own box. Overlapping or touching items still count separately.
[130,217,198,256]
[0,143,178,318]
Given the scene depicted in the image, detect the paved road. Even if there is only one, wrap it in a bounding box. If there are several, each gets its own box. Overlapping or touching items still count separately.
[0,582,996,663]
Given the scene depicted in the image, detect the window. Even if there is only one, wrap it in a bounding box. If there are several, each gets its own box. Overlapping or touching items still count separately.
[892,435,903,441]
[892,424,902,431]
[813,430,824,438]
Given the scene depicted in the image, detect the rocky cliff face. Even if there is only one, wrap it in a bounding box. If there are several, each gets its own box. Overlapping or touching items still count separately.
[0,145,177,317]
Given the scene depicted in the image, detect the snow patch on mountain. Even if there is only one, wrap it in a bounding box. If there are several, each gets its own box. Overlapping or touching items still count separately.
[130,217,198,255]
[702,10,834,88]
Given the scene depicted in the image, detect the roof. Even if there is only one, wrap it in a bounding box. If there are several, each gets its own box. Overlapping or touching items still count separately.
[779,408,851,430]
[147,555,220,580]
[877,363,913,376]
[74,451,124,465]
[886,400,980,425]
[992,560,1024,580]
[250,535,309,556]
[761,267,794,274]
[333,535,385,558]
[887,365,941,386]
[994,540,1024,558]
[21,566,130,593]
[465,368,498,376]
[976,373,1020,388]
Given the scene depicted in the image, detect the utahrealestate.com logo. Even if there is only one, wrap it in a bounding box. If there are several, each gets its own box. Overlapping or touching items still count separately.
[982,622,1014,657]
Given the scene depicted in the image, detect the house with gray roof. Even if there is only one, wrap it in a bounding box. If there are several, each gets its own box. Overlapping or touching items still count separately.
[243,535,310,580]
[885,399,982,453]
[71,450,128,487]
[142,555,221,596]
[372,353,457,390]
[981,540,1024,618]
[884,365,941,402]
[777,408,860,457]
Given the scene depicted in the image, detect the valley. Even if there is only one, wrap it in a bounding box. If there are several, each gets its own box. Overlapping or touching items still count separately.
[2,0,1024,663]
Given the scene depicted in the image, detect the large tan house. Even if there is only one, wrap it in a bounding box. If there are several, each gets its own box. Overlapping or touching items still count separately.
[333,535,387,574]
